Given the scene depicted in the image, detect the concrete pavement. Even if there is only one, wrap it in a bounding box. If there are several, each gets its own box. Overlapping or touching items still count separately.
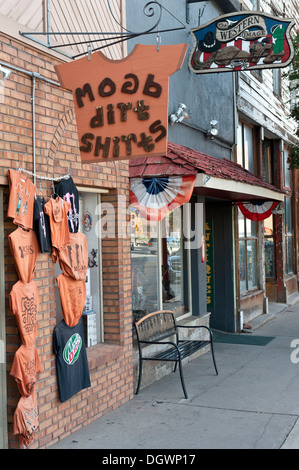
[49,300,299,450]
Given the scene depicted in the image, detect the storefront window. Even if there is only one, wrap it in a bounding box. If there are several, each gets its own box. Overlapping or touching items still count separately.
[237,121,255,174]
[262,140,274,184]
[264,215,275,279]
[55,190,103,346]
[131,206,189,322]
[131,212,159,317]
[285,197,293,274]
[284,149,291,188]
[238,209,258,293]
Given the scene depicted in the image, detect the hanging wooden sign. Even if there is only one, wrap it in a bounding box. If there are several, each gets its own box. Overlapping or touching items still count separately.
[55,44,188,164]
[188,11,295,74]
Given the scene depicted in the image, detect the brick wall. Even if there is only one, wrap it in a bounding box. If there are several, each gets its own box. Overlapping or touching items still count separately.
[0,34,133,448]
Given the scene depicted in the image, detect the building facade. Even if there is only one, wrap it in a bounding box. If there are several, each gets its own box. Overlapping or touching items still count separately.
[0,0,133,449]
[236,0,299,316]
[126,0,298,381]
[0,0,298,450]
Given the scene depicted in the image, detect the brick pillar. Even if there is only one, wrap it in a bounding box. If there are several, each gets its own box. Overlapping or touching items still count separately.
[101,189,132,346]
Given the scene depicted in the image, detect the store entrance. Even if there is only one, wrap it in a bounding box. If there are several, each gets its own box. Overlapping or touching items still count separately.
[0,189,7,448]
[206,201,236,332]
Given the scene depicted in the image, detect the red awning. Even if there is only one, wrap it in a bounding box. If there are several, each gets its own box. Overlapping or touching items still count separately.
[130,142,285,204]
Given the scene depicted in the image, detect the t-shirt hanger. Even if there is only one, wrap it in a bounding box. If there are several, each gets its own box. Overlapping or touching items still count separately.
[16,165,70,185]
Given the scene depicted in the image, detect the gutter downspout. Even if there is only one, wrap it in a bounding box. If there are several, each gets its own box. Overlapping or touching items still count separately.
[0,61,60,182]
[31,75,36,186]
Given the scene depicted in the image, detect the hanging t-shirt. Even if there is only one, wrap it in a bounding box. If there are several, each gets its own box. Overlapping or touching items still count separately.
[14,391,38,447]
[7,169,36,230]
[44,197,71,255]
[10,344,42,397]
[33,196,51,253]
[57,232,88,281]
[55,176,79,233]
[8,227,39,283]
[53,318,91,403]
[56,273,86,327]
[9,280,39,346]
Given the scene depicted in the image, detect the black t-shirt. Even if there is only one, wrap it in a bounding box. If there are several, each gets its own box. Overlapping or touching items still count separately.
[53,318,91,403]
[55,176,79,233]
[33,196,51,253]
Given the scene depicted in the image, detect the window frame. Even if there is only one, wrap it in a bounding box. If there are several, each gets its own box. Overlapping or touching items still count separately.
[78,188,104,344]
[236,120,256,174]
[130,205,192,322]
[238,209,259,294]
[284,196,294,275]
[264,215,276,280]
[283,148,291,189]
[54,188,104,346]
[262,140,274,185]
[273,68,282,98]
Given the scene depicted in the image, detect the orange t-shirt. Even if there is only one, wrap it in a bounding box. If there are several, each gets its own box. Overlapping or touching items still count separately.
[8,227,39,283]
[57,232,88,280]
[9,281,39,346]
[10,344,42,397]
[7,169,36,230]
[57,273,86,327]
[44,197,71,253]
[14,391,38,447]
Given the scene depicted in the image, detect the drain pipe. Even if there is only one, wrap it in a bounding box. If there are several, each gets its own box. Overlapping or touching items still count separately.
[0,60,61,184]
[0,60,60,86]
[31,75,36,186]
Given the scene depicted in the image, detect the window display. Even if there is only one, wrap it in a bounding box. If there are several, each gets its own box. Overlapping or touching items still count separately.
[285,197,293,274]
[264,215,275,279]
[238,209,258,293]
[131,206,189,321]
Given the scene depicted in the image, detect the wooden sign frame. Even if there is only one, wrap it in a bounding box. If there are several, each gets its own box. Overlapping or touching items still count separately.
[189,11,295,74]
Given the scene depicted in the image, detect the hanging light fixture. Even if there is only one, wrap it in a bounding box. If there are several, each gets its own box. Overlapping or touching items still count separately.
[206,120,218,138]
[169,103,191,126]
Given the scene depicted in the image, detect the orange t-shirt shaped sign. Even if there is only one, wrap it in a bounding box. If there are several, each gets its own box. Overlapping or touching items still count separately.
[55,44,188,163]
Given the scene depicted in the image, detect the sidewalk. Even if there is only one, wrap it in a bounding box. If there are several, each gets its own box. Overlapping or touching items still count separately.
[49,299,299,450]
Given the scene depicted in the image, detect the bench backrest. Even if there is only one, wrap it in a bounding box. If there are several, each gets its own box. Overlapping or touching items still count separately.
[134,310,176,343]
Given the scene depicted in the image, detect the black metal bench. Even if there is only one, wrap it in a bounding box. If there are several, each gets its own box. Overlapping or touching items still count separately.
[134,310,218,399]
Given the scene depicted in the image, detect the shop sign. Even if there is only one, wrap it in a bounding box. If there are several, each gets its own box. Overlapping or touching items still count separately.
[55,44,188,164]
[189,11,295,74]
[206,219,214,309]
